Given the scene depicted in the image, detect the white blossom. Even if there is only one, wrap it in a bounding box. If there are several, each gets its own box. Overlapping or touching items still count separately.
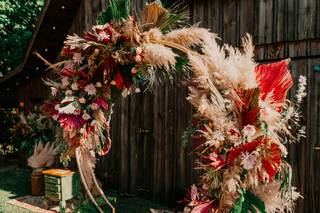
[242,125,256,140]
[241,152,257,170]
[84,83,96,95]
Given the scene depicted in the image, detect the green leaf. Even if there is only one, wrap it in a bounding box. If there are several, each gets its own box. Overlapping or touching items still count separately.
[97,0,131,24]
[231,189,267,213]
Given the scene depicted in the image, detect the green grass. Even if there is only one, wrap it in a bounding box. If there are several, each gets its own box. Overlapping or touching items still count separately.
[0,168,167,213]
[0,168,32,213]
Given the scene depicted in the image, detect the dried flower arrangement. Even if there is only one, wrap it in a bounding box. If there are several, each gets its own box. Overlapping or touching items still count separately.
[28,142,59,170]
[182,36,307,212]
[39,0,306,212]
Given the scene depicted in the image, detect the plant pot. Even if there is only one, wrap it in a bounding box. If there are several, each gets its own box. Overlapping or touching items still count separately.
[31,168,45,196]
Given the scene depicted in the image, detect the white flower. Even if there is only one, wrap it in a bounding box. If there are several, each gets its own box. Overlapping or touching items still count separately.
[135,88,141,93]
[97,32,110,42]
[61,96,75,104]
[54,104,60,110]
[71,82,79,90]
[241,152,257,170]
[79,97,86,104]
[84,83,96,95]
[52,115,58,120]
[121,88,130,97]
[135,55,142,63]
[65,90,73,96]
[90,103,99,110]
[82,113,91,120]
[61,77,70,86]
[136,47,142,55]
[95,82,102,88]
[296,75,307,104]
[0,72,3,77]
[72,53,83,64]
[51,87,58,96]
[58,103,76,114]
[242,125,256,140]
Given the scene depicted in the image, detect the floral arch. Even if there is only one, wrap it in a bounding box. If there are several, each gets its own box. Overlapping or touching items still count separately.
[41,1,306,213]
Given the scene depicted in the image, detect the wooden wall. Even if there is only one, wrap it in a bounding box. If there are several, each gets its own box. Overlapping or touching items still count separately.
[65,0,319,211]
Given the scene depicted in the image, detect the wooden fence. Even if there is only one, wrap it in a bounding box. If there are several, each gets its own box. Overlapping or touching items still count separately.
[65,0,320,211]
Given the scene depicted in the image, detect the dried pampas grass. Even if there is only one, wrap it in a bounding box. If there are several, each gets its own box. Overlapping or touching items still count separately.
[28,143,59,169]
[142,43,177,71]
[163,26,212,48]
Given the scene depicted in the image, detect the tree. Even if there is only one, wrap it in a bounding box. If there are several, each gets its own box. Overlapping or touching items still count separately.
[0,0,44,76]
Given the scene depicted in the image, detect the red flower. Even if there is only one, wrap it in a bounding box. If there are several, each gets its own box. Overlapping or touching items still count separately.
[203,153,226,171]
[61,47,76,56]
[255,60,293,112]
[114,71,132,89]
[95,98,109,110]
[226,137,264,164]
[83,32,98,42]
[58,114,87,131]
[261,143,281,179]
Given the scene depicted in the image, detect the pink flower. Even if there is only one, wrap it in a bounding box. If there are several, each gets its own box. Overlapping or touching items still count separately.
[135,55,142,63]
[73,53,84,64]
[131,67,138,74]
[82,113,91,121]
[242,125,256,140]
[79,97,86,104]
[71,82,79,90]
[84,83,96,95]
[241,152,257,170]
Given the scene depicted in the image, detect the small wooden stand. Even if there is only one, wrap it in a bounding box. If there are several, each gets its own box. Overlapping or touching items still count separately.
[42,169,80,210]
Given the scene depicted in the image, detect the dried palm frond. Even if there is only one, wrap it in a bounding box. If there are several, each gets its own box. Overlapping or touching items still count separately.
[155,1,189,32]
[140,1,167,29]
[28,142,59,169]
[140,1,188,33]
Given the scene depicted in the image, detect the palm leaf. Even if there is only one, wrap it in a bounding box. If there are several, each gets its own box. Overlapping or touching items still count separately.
[97,0,131,24]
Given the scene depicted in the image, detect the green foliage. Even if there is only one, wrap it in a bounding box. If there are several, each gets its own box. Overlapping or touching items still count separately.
[10,113,54,156]
[231,189,267,213]
[0,0,44,75]
[156,1,189,33]
[182,122,196,147]
[0,109,19,158]
[97,0,131,24]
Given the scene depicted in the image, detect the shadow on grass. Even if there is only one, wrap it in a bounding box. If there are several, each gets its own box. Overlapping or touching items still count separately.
[73,192,168,213]
[0,169,31,201]
[0,168,168,213]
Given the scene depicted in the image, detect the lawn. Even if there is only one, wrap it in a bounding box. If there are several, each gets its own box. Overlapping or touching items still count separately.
[0,168,167,213]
